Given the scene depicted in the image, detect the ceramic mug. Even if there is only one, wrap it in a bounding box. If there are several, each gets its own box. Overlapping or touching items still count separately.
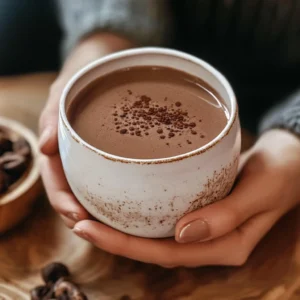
[58,48,241,238]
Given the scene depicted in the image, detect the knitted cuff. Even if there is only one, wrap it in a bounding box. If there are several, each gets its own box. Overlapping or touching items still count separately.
[259,89,300,136]
[56,0,170,60]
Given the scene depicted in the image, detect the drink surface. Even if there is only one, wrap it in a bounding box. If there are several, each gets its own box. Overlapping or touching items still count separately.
[68,66,229,159]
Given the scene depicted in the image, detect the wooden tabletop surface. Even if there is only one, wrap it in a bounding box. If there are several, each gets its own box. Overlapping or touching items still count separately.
[0,73,300,300]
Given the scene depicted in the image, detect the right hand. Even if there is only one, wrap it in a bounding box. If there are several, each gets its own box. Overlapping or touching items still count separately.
[72,130,300,267]
[39,33,134,227]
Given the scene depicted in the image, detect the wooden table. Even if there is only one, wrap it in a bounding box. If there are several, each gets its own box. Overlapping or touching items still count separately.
[0,73,300,300]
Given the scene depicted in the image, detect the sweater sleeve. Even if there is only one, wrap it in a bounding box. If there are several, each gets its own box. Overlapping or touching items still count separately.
[259,89,300,136]
[56,0,171,59]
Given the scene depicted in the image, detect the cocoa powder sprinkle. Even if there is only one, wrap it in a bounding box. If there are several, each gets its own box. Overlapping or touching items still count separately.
[120,129,127,134]
[114,93,201,141]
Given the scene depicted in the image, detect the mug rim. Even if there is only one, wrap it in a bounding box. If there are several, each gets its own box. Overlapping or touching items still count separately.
[59,47,237,164]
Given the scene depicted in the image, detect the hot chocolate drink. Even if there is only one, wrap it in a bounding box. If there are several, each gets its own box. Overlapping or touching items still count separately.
[68,66,229,159]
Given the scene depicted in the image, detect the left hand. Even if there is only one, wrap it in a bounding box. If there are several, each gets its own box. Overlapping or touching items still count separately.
[46,129,300,267]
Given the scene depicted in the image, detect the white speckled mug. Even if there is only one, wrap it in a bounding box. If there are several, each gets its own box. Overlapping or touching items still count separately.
[58,48,241,238]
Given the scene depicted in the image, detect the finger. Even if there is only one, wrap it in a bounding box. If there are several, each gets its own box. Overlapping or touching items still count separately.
[73,220,177,266]
[232,210,280,261]
[73,210,279,267]
[181,210,280,267]
[60,215,76,229]
[175,158,272,244]
[39,82,61,156]
[40,155,91,222]
[176,210,280,267]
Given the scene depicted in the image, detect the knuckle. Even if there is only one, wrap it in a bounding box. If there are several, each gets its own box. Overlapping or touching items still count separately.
[232,254,249,266]
[224,231,251,266]
[228,207,240,224]
[228,248,249,266]
[221,205,241,229]
[214,229,251,266]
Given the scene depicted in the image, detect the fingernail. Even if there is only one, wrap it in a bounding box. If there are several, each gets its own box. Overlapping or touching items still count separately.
[39,127,53,150]
[177,219,210,243]
[66,212,80,222]
[73,227,93,243]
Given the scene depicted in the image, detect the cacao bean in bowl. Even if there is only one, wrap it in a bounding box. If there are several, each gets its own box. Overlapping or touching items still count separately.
[0,117,42,233]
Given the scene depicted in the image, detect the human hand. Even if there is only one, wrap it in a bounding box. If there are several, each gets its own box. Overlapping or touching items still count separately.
[39,33,134,224]
[62,129,300,267]
[39,32,134,155]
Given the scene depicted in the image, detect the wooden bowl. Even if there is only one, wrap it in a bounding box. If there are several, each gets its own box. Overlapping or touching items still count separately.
[0,117,42,234]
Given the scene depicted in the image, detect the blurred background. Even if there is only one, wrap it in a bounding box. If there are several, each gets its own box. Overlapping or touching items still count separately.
[1,0,299,133]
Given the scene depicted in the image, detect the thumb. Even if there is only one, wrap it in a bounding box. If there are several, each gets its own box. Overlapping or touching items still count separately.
[39,81,62,156]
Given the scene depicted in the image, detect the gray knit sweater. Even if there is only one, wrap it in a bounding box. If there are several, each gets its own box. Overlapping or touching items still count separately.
[56,0,300,137]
